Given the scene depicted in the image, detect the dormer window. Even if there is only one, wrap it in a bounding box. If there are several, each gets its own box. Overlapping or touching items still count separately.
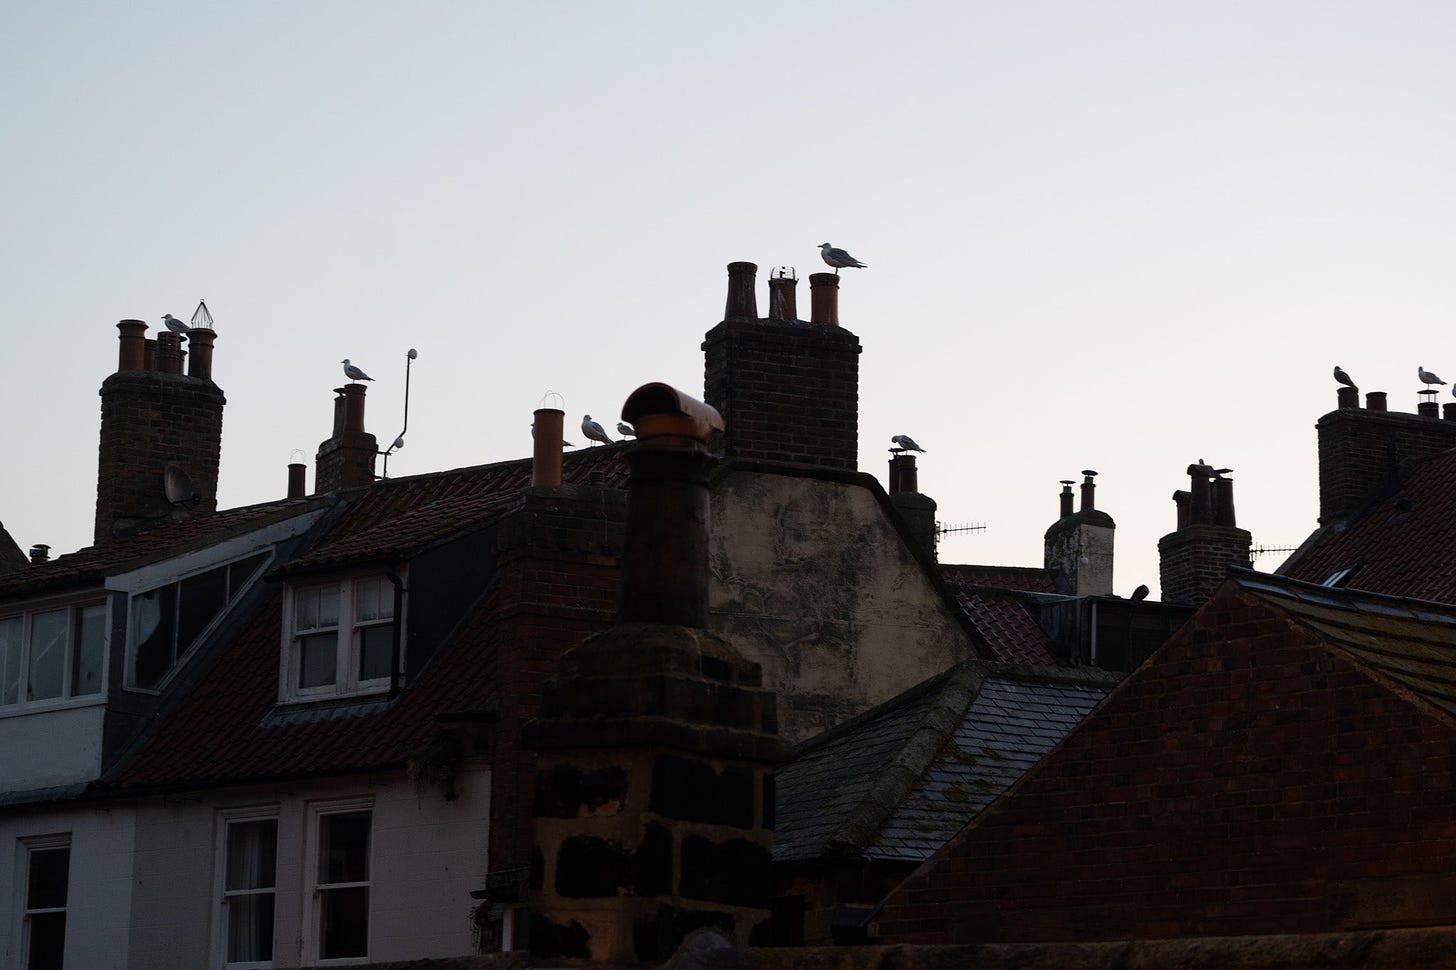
[0,603,106,710]
[284,574,401,701]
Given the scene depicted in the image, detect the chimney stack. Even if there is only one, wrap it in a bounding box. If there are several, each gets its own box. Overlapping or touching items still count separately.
[888,453,937,561]
[703,261,862,470]
[95,319,225,542]
[1158,461,1252,607]
[1043,472,1115,596]
[1317,393,1456,525]
[525,384,785,963]
[531,408,565,488]
[314,383,378,493]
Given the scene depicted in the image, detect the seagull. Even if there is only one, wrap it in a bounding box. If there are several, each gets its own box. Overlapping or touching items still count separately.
[1419,366,1446,387]
[581,414,613,446]
[617,421,636,438]
[891,434,925,453]
[1333,365,1356,390]
[161,313,190,335]
[819,242,867,275]
[341,359,374,382]
[1130,584,1150,602]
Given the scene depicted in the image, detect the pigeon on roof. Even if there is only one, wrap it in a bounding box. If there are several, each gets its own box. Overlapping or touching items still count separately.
[1419,366,1446,387]
[341,359,374,382]
[161,313,190,335]
[582,415,613,446]
[819,242,867,275]
[1333,365,1356,390]
[891,434,925,452]
[617,421,636,438]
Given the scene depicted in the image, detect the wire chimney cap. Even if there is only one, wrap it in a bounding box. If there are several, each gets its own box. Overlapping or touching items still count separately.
[770,265,798,280]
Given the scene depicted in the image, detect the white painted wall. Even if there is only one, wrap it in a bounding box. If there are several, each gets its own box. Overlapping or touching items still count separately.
[0,805,136,970]
[0,701,106,791]
[127,764,491,968]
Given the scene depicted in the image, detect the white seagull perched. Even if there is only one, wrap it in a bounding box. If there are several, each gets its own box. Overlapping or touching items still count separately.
[1419,366,1446,387]
[819,242,868,275]
[341,359,374,382]
[1333,365,1356,390]
[891,434,925,453]
[581,414,613,446]
[617,421,636,438]
[161,313,190,335]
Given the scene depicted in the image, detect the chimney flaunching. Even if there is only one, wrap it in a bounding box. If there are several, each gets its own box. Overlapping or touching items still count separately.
[95,319,225,542]
[1158,461,1252,607]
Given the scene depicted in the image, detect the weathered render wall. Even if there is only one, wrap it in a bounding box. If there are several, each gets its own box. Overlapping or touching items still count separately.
[0,804,136,970]
[710,470,974,743]
[126,766,491,968]
[2,702,106,790]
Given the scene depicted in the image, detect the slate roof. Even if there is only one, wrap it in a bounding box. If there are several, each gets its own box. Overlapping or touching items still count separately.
[1281,447,1456,603]
[773,661,1118,865]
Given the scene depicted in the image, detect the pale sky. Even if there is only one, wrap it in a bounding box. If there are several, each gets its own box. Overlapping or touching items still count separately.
[4,2,1455,598]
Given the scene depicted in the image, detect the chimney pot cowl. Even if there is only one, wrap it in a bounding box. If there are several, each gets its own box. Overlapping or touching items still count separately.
[621,382,724,443]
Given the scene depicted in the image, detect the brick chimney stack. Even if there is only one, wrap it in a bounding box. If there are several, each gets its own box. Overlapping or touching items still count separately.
[1317,399,1456,525]
[1158,461,1252,607]
[314,384,378,493]
[95,319,225,542]
[703,261,862,470]
[1043,471,1115,596]
[526,383,786,964]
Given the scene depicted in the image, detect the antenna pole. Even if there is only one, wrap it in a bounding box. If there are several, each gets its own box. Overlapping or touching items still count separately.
[379,348,418,479]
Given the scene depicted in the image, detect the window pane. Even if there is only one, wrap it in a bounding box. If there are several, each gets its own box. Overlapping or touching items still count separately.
[317,586,340,627]
[26,911,65,970]
[358,625,393,682]
[71,606,105,697]
[28,847,69,910]
[320,886,369,959]
[226,820,278,891]
[298,632,338,689]
[226,892,275,963]
[355,579,381,623]
[228,552,270,598]
[318,811,370,884]
[177,566,228,655]
[28,611,67,701]
[132,586,177,690]
[1,616,21,705]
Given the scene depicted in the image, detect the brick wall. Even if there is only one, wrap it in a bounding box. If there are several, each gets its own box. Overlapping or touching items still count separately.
[1158,524,1252,607]
[95,370,225,542]
[702,319,861,470]
[488,486,626,874]
[1318,407,1456,524]
[873,586,1456,944]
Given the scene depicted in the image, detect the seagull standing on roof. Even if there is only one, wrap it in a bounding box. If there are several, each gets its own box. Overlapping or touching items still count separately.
[890,434,925,453]
[582,414,613,446]
[1333,365,1356,390]
[617,421,636,438]
[341,359,374,382]
[819,243,867,275]
[161,313,190,335]
[1419,366,1446,387]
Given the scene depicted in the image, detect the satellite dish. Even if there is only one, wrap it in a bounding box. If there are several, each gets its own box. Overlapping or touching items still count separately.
[164,462,198,505]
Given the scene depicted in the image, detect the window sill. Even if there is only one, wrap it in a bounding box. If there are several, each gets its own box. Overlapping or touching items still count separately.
[0,694,107,720]
[260,694,398,728]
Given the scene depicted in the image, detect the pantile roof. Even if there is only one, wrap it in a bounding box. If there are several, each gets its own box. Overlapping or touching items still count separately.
[952,589,1058,666]
[774,661,1118,865]
[941,564,1057,594]
[1281,447,1456,603]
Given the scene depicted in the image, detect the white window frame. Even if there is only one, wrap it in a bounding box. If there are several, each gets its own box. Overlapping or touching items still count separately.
[123,549,274,694]
[303,798,374,965]
[280,572,405,703]
[0,598,108,715]
[213,806,279,970]
[19,833,71,970]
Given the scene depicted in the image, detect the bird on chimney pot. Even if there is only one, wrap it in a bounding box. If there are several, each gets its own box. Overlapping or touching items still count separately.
[891,434,925,453]
[819,243,868,275]
[341,359,374,382]
[161,313,190,335]
[581,415,613,446]
[1419,366,1446,387]
[1333,365,1356,390]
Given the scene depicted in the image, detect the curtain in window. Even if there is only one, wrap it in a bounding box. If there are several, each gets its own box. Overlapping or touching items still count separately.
[225,820,276,963]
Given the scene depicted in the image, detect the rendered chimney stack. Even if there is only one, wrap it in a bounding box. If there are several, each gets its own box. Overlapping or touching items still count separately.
[95,318,225,542]
[286,462,306,499]
[809,272,840,326]
[531,408,564,488]
[29,544,49,565]
[1043,470,1115,596]
[1059,480,1075,519]
[1159,460,1252,607]
[314,382,378,493]
[186,327,216,381]
[889,453,938,560]
[1080,470,1097,512]
[767,268,798,321]
[616,384,724,628]
[724,261,758,320]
